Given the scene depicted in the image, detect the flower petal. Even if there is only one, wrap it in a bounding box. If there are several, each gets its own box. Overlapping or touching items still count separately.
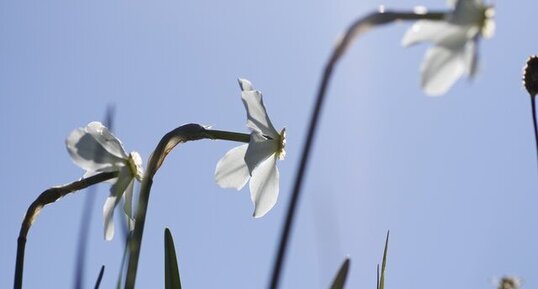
[66,126,126,173]
[244,132,278,174]
[123,180,135,232]
[249,155,279,218]
[238,79,279,138]
[102,167,133,240]
[103,196,119,241]
[215,144,250,190]
[402,21,458,47]
[463,39,478,77]
[85,122,129,159]
[420,45,467,96]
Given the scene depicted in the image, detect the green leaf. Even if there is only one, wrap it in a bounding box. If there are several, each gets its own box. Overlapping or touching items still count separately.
[164,228,182,289]
[93,265,105,289]
[116,237,130,289]
[329,258,350,289]
[378,231,390,289]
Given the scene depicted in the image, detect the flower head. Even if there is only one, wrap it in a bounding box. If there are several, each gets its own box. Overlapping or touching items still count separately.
[66,121,143,240]
[523,55,538,97]
[215,79,285,217]
[402,0,494,96]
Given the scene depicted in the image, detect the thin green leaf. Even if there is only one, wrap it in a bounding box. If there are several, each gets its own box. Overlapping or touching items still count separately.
[329,258,350,289]
[93,266,105,289]
[116,236,130,289]
[379,231,390,289]
[164,228,182,289]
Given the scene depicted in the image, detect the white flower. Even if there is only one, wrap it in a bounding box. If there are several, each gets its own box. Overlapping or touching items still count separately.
[66,121,143,240]
[402,0,494,96]
[215,79,286,218]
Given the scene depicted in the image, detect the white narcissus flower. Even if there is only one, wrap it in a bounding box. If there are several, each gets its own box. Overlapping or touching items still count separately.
[215,79,286,218]
[402,0,495,96]
[66,121,143,240]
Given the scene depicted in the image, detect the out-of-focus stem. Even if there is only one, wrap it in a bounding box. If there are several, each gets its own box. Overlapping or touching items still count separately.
[268,8,445,289]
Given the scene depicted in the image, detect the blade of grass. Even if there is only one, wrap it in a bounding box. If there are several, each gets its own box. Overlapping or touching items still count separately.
[74,106,115,289]
[329,258,350,289]
[164,228,182,289]
[378,231,390,289]
[93,265,105,289]
[116,235,131,289]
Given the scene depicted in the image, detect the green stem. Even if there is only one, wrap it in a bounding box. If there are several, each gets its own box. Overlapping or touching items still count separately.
[268,8,445,289]
[124,124,249,289]
[14,171,118,289]
[205,129,251,143]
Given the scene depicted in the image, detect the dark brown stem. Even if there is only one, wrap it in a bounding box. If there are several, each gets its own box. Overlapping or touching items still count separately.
[531,95,538,168]
[14,171,117,289]
[268,9,445,289]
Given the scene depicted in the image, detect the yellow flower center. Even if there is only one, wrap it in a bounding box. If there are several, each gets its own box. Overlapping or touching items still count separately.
[127,152,144,181]
[277,128,286,160]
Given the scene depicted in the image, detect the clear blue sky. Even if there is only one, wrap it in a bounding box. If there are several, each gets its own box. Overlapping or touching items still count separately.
[1,0,537,288]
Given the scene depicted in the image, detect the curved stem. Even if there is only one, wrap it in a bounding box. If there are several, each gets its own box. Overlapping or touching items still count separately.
[124,124,249,289]
[14,171,118,289]
[268,9,445,289]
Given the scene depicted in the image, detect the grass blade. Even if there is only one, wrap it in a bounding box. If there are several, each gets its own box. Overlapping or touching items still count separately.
[378,231,390,289]
[164,228,182,289]
[93,266,105,289]
[330,258,350,289]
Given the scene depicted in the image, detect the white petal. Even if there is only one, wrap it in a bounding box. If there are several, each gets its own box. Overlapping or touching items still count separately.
[244,132,278,174]
[103,196,119,241]
[402,21,459,47]
[66,127,126,173]
[420,45,467,96]
[238,79,279,138]
[249,155,279,218]
[463,40,478,77]
[102,167,133,240]
[215,144,250,190]
[123,180,135,231]
[86,122,129,159]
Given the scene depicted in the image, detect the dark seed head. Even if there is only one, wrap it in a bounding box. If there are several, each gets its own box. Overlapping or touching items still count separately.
[523,55,538,97]
[497,277,520,289]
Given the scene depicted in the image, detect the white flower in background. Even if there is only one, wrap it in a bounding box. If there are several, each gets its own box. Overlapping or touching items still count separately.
[215,79,286,218]
[66,121,143,240]
[402,0,495,96]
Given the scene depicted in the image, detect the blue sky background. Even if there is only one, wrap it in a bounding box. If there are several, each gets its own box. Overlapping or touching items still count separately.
[1,0,538,288]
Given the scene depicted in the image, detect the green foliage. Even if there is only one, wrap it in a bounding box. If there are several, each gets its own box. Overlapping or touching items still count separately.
[164,228,183,289]
[94,266,105,289]
[329,258,350,289]
[377,231,390,289]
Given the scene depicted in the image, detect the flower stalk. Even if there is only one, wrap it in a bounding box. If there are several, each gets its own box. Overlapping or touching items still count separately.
[124,124,250,289]
[268,8,445,289]
[14,171,118,289]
